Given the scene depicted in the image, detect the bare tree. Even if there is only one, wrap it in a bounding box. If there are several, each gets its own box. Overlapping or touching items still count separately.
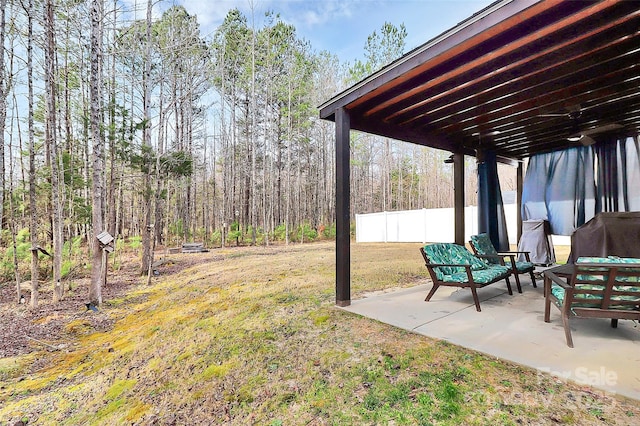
[20,0,40,308]
[140,0,152,276]
[0,0,6,235]
[3,5,24,303]
[89,0,105,305]
[106,0,118,236]
[44,0,65,303]
[8,102,21,304]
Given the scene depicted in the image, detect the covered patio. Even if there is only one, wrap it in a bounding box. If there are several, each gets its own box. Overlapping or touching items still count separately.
[319,0,640,399]
[319,0,640,306]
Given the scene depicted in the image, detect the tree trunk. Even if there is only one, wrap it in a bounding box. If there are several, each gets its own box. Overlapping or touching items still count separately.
[23,0,39,308]
[106,0,118,236]
[89,0,105,305]
[0,0,6,234]
[8,111,21,303]
[154,80,166,247]
[140,0,153,275]
[249,17,257,245]
[44,0,64,303]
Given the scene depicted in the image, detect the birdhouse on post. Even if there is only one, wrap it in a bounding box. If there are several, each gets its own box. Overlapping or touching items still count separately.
[97,231,115,289]
[97,231,114,253]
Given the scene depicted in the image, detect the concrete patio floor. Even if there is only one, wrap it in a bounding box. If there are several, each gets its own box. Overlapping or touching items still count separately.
[340,272,640,401]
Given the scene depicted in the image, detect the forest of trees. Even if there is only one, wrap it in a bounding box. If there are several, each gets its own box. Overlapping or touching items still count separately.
[0,1,512,307]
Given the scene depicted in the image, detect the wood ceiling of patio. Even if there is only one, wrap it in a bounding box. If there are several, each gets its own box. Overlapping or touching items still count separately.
[319,0,640,162]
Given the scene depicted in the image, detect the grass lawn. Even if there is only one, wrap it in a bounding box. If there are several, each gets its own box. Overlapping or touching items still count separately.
[0,241,637,425]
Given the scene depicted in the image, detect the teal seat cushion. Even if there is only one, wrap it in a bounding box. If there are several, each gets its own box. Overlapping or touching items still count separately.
[423,243,488,280]
[442,265,510,284]
[550,283,604,308]
[514,261,534,272]
[551,283,640,309]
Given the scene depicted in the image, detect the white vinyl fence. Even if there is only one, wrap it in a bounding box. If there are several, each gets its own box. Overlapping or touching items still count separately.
[355,205,570,246]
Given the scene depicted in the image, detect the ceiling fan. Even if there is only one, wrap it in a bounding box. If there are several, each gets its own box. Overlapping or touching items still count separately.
[567,123,625,146]
[538,104,584,120]
[538,104,623,146]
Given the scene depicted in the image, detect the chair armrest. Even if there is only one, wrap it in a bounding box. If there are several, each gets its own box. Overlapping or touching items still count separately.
[545,271,572,290]
[497,251,531,262]
[425,263,473,269]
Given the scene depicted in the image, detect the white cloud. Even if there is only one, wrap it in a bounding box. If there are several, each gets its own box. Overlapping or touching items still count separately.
[293,1,355,27]
[177,1,242,29]
[168,0,358,40]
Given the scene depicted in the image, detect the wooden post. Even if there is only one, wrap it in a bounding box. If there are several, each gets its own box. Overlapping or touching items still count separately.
[453,153,465,245]
[335,108,351,307]
[146,224,155,286]
[97,231,114,290]
[516,161,523,243]
[102,248,107,289]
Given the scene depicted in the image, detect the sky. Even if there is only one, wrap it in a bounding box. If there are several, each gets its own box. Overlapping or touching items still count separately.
[161,0,496,65]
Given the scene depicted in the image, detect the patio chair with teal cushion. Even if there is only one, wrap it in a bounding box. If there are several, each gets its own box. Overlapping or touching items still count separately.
[469,233,536,294]
[544,256,640,347]
[420,243,513,312]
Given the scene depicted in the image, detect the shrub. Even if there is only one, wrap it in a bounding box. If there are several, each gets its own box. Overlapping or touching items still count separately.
[302,223,318,241]
[227,221,242,246]
[245,225,266,246]
[294,223,317,243]
[61,260,74,279]
[0,229,36,281]
[322,223,336,239]
[168,219,188,245]
[209,230,221,247]
[128,236,142,250]
[273,224,287,242]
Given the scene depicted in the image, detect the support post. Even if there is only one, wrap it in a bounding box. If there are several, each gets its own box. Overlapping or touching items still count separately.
[453,153,465,245]
[335,108,351,306]
[516,161,523,242]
